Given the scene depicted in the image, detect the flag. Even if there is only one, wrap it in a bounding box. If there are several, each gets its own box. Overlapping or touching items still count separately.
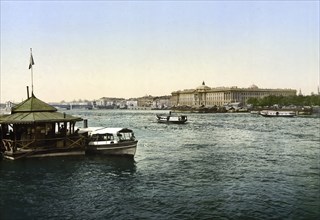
[29,54,35,69]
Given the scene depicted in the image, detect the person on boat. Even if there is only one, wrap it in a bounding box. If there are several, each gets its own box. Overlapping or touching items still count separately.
[59,125,66,135]
[9,130,14,139]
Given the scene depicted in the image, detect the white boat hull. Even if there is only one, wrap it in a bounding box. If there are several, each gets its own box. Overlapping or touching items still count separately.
[86,140,138,157]
[260,110,296,117]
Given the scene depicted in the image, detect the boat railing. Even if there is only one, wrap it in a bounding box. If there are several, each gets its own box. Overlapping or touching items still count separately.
[66,135,86,148]
[1,135,86,153]
[2,139,15,153]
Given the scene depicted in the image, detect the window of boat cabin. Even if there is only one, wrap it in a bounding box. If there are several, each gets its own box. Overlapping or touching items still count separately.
[91,134,101,141]
[118,132,133,141]
[92,134,114,141]
[106,134,114,141]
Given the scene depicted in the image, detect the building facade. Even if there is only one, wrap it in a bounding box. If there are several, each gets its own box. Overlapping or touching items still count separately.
[171,82,297,107]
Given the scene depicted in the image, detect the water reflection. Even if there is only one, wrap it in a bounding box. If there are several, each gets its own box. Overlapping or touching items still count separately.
[85,155,137,175]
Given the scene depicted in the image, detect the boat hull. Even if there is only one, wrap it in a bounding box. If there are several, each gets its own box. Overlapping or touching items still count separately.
[156,114,188,124]
[86,140,138,157]
[157,119,187,124]
[3,147,85,160]
[260,111,296,117]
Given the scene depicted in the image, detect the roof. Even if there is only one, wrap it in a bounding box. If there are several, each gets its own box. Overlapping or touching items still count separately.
[93,128,133,135]
[196,81,210,90]
[79,127,133,135]
[0,111,82,124]
[0,93,83,124]
[11,93,57,113]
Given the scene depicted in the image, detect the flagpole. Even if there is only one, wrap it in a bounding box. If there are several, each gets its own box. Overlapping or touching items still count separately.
[30,48,33,94]
[29,48,35,95]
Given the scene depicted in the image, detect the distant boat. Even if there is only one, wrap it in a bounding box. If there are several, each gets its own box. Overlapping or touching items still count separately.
[156,113,188,124]
[250,110,260,114]
[79,127,138,157]
[260,110,296,117]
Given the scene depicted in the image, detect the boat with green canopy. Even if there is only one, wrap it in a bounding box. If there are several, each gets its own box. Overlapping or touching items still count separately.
[0,49,87,160]
[0,93,86,160]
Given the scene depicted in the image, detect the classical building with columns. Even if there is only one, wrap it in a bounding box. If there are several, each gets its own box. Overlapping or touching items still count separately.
[171,82,297,107]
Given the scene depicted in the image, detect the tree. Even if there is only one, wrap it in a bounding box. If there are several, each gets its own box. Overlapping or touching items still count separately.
[247,97,259,106]
[248,95,320,107]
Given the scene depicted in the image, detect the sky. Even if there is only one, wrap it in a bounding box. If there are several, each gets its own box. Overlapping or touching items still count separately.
[0,0,319,103]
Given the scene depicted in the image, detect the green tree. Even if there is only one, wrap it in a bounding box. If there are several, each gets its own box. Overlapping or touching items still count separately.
[247,97,259,106]
[248,95,320,107]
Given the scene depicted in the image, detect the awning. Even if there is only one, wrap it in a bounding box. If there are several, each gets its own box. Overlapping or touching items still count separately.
[0,111,82,124]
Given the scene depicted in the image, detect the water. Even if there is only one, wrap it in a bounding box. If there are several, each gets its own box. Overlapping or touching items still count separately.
[1,110,319,219]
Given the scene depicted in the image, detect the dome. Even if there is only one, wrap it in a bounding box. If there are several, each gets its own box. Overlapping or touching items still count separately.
[196,81,210,90]
[249,84,259,89]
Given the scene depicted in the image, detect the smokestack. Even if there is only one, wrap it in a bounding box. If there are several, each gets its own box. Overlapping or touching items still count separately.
[27,86,30,99]
[83,119,88,128]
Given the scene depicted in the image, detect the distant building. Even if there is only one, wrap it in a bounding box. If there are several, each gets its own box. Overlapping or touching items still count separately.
[152,96,171,109]
[126,100,138,109]
[96,97,125,109]
[171,82,297,107]
[136,96,153,109]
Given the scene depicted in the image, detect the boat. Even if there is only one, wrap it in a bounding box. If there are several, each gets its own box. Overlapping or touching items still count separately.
[0,94,86,160]
[250,110,260,114]
[0,50,86,160]
[79,127,138,157]
[156,113,188,124]
[260,110,296,117]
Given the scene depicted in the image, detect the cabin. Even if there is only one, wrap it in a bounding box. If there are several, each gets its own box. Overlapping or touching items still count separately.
[0,94,86,160]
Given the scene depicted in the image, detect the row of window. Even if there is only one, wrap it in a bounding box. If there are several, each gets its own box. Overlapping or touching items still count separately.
[173,91,295,106]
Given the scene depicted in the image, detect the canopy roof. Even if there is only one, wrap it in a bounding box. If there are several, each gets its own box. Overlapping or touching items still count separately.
[79,127,133,135]
[0,112,82,124]
[0,94,82,124]
[92,128,133,135]
[11,93,57,113]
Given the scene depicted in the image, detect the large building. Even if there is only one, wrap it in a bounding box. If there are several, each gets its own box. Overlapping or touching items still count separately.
[171,82,297,107]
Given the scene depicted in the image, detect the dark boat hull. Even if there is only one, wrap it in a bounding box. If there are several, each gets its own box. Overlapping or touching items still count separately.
[3,146,85,160]
[260,114,295,118]
[157,120,187,124]
[156,114,188,124]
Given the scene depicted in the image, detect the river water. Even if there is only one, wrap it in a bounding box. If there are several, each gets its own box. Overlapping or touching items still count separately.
[1,110,319,219]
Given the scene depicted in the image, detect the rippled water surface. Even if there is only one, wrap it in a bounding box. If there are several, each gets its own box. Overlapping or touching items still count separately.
[1,110,319,219]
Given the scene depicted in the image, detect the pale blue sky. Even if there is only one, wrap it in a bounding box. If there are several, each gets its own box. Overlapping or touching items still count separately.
[1,1,319,102]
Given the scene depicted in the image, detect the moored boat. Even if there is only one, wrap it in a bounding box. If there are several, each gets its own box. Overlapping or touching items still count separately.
[0,50,86,160]
[156,113,188,124]
[0,94,86,160]
[79,127,138,157]
[260,110,296,117]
